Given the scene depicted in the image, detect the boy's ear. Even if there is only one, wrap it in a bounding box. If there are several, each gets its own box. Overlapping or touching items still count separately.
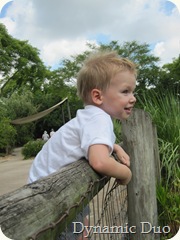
[91,89,103,105]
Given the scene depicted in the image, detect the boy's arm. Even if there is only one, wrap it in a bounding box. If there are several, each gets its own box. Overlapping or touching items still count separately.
[113,144,130,167]
[88,144,132,185]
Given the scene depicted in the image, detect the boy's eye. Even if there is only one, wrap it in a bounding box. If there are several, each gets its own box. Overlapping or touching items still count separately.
[122,90,129,94]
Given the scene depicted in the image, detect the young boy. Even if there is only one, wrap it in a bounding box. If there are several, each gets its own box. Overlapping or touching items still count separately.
[28,50,137,239]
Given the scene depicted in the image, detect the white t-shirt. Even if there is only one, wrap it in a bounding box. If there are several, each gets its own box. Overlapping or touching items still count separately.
[28,105,115,183]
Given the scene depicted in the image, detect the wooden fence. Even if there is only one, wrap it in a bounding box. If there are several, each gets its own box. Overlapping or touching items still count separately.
[0,109,161,240]
[122,109,160,240]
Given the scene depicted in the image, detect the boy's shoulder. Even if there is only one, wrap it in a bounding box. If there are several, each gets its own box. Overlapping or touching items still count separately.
[77,105,108,116]
[76,105,112,125]
[60,105,112,132]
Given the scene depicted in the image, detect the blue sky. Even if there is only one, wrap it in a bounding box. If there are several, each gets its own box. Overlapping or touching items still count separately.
[0,0,180,69]
[163,1,176,15]
[0,1,12,17]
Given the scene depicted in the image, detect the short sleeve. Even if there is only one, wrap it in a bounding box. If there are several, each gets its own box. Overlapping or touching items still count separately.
[80,113,115,158]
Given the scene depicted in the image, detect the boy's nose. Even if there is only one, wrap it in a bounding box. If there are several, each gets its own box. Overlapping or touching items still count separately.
[130,94,136,103]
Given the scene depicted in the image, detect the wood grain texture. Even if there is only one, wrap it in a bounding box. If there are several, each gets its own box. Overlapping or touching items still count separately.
[0,159,107,240]
[122,109,160,240]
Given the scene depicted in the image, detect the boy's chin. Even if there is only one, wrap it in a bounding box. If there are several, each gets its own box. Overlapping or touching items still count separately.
[121,114,131,120]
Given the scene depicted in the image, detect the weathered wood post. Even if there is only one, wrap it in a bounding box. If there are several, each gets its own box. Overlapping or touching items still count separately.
[122,109,160,240]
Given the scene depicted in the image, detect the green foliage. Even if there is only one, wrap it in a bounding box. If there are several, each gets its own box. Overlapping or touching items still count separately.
[0,99,7,118]
[159,139,179,186]
[22,140,45,159]
[158,57,180,94]
[55,40,161,92]
[5,91,37,119]
[1,28,180,235]
[59,50,91,85]
[113,119,122,143]
[156,183,180,237]
[137,90,180,147]
[2,91,38,146]
[0,23,47,97]
[15,125,35,146]
[98,40,160,90]
[0,117,17,153]
[1,30,179,135]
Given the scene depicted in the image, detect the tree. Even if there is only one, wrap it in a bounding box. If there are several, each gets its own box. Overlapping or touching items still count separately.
[4,91,38,145]
[0,23,47,97]
[158,57,180,95]
[49,41,162,123]
[98,40,160,90]
[31,69,76,136]
[55,41,161,93]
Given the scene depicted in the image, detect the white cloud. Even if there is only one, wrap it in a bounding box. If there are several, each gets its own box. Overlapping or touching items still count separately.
[0,0,180,67]
[153,42,166,58]
[0,16,15,32]
[153,38,180,65]
[41,38,97,67]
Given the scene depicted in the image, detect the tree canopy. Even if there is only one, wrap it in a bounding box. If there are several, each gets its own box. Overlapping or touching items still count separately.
[0,23,47,97]
[0,22,179,150]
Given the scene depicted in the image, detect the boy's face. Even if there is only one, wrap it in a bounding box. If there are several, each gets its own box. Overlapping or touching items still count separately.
[101,70,136,120]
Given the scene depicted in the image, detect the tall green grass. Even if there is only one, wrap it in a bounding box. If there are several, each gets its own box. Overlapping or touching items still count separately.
[137,90,179,182]
[137,90,180,236]
[137,90,179,147]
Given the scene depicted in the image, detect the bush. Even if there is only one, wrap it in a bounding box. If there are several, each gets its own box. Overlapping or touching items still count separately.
[0,118,17,154]
[22,140,45,159]
[4,91,38,146]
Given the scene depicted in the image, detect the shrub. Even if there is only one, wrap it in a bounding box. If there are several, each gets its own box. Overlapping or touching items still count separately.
[0,118,17,154]
[4,91,38,146]
[22,140,45,159]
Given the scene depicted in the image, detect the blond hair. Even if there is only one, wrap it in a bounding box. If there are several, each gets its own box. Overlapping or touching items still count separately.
[77,50,137,104]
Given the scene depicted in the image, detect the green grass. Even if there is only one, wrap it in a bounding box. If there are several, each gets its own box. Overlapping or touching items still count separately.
[137,90,179,182]
[137,90,179,146]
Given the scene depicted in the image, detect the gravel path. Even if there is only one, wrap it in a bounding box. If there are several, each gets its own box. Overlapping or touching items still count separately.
[0,148,33,196]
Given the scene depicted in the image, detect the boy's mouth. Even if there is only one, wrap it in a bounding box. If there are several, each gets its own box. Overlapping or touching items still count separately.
[124,107,133,114]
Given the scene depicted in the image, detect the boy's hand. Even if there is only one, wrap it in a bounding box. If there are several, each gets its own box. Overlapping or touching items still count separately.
[113,144,130,167]
[88,144,132,184]
[116,175,131,185]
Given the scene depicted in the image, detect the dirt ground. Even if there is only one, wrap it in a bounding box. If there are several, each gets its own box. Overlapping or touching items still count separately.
[0,147,33,196]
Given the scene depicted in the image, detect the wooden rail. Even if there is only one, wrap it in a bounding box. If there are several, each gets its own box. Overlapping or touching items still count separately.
[0,159,108,240]
[0,109,160,240]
